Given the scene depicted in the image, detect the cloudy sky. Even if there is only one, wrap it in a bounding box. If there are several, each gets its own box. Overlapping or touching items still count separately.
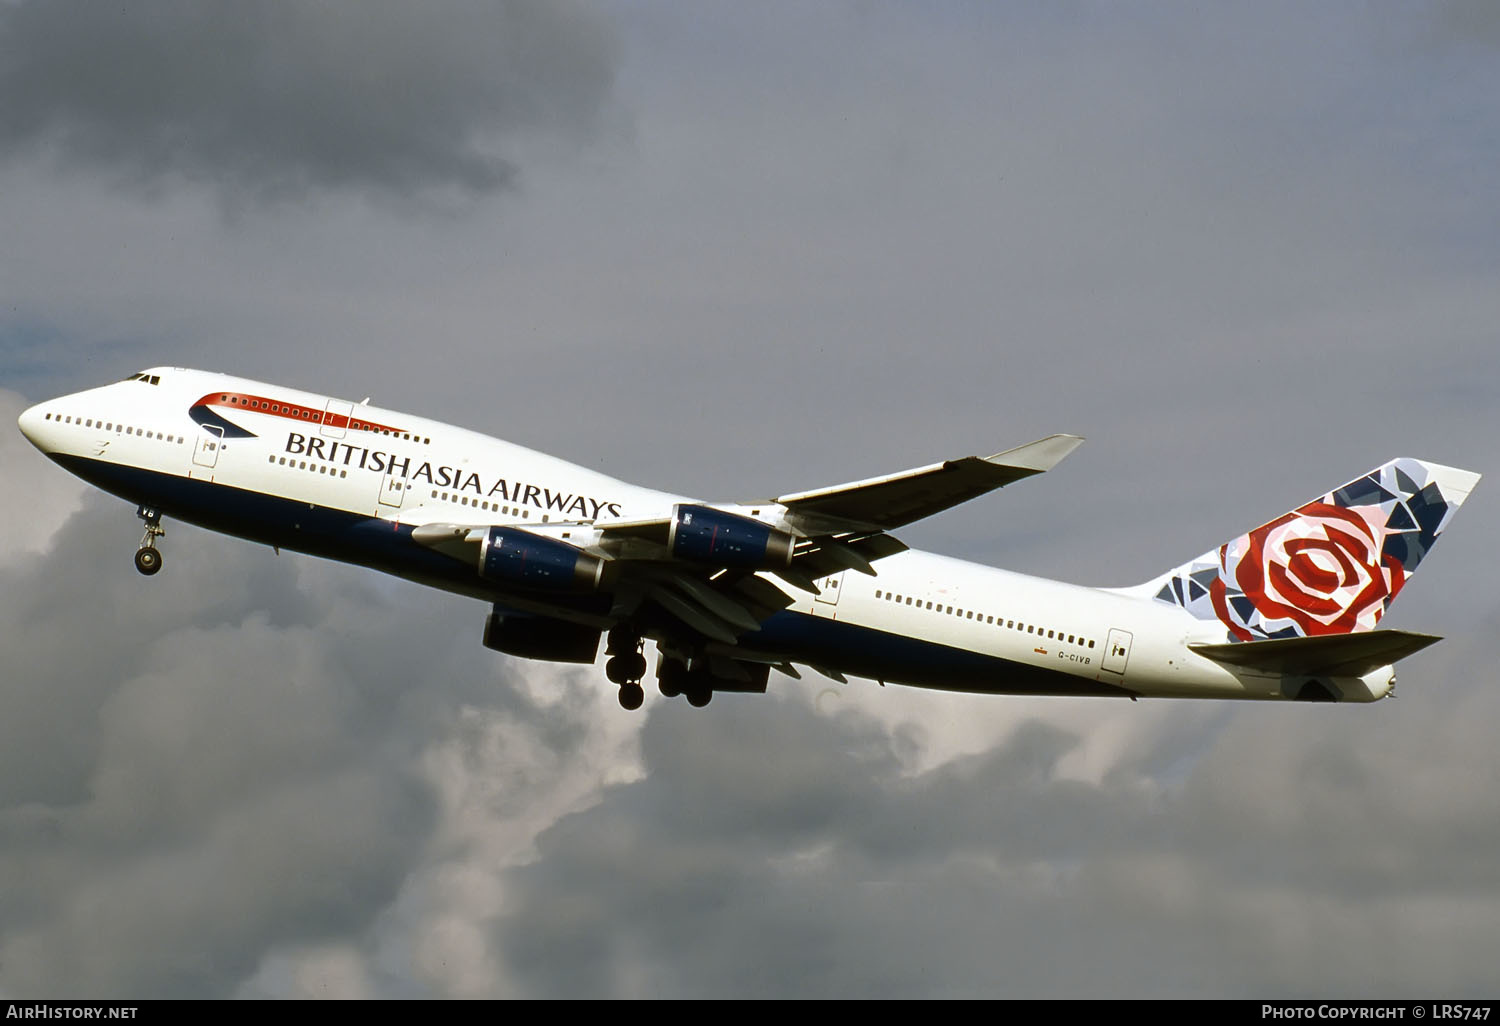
[2,0,1498,999]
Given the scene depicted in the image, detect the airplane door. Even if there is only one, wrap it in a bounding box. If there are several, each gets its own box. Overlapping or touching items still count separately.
[1101,628,1133,675]
[192,425,223,469]
[322,399,353,439]
[812,572,845,617]
[378,472,407,509]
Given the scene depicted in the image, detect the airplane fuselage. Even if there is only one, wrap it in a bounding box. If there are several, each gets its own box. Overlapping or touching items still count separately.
[17,368,1418,705]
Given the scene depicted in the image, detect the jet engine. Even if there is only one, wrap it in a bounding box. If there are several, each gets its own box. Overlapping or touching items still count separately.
[668,504,794,570]
[483,609,601,663]
[479,526,604,590]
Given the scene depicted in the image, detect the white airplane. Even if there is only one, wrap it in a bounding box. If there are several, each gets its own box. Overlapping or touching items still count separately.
[17,368,1480,709]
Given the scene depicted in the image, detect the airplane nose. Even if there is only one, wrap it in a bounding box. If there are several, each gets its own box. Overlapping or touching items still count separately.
[17,402,50,451]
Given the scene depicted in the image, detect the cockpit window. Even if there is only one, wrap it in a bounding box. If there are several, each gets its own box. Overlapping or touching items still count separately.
[124,372,162,385]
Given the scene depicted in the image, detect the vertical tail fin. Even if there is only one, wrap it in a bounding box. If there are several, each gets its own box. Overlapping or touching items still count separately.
[1144,459,1480,641]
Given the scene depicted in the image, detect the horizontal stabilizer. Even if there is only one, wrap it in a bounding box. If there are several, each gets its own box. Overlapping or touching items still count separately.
[1189,629,1442,677]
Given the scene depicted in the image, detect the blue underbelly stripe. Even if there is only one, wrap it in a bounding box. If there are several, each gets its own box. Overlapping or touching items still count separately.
[53,454,1131,698]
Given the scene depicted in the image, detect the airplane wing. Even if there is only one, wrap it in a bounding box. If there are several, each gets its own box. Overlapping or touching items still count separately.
[412,433,1083,654]
[773,434,1085,534]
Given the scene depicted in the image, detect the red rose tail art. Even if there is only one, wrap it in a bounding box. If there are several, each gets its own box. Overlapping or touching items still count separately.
[1150,459,1479,642]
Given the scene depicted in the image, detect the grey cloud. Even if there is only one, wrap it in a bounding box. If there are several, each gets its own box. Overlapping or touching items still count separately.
[493,673,1500,998]
[0,491,474,996]
[0,0,619,203]
[1435,0,1500,48]
[0,466,631,997]
[3,3,1498,1000]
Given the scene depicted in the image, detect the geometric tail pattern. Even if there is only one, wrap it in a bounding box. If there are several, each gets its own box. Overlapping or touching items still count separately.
[1152,459,1480,641]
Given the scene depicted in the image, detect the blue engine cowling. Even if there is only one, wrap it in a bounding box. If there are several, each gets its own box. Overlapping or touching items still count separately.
[480,527,604,590]
[668,505,794,569]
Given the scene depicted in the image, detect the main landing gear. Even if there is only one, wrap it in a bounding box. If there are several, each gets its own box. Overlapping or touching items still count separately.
[134,505,165,576]
[605,626,648,710]
[657,659,714,707]
[603,630,769,711]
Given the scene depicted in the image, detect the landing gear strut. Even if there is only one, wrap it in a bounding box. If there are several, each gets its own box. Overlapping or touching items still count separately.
[605,626,647,710]
[134,505,165,576]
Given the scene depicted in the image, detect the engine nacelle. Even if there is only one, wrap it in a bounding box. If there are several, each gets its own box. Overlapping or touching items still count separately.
[668,504,794,570]
[480,526,604,590]
[483,610,601,663]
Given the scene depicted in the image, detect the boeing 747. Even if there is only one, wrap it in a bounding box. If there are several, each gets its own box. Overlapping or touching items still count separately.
[17,368,1479,709]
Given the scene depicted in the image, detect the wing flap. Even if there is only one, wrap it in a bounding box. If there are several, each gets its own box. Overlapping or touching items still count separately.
[1189,629,1442,677]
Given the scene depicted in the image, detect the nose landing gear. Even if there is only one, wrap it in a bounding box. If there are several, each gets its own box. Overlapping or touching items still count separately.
[134,505,165,576]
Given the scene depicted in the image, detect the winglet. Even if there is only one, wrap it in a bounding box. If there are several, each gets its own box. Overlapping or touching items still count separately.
[985,434,1085,475]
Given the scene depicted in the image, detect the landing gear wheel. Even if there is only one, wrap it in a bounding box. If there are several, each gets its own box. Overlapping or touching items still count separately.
[685,684,713,708]
[617,683,645,711]
[657,659,687,698]
[134,505,165,576]
[606,652,648,685]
